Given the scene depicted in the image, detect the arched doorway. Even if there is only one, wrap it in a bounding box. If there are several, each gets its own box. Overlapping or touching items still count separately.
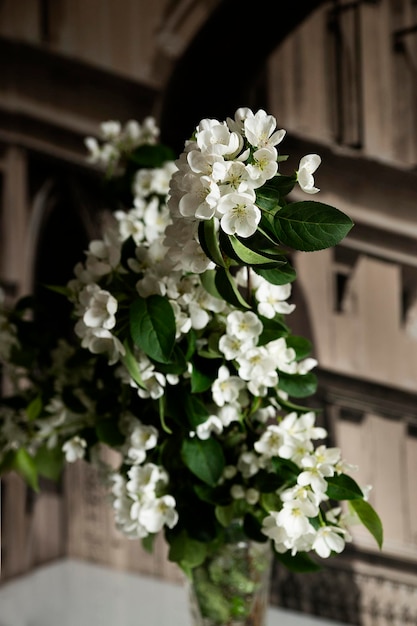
[159,0,326,154]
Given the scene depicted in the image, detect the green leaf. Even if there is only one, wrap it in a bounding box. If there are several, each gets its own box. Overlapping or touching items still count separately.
[191,354,222,393]
[130,295,176,363]
[184,394,210,428]
[326,474,364,501]
[228,234,286,267]
[350,499,384,549]
[278,371,317,398]
[200,270,223,300]
[34,445,65,482]
[129,144,176,168]
[198,219,227,268]
[155,345,187,375]
[253,469,289,492]
[243,513,268,543]
[0,450,17,476]
[257,316,289,346]
[275,550,321,573]
[260,492,282,512]
[141,533,156,554]
[191,365,217,393]
[215,503,235,528]
[120,340,146,389]
[285,335,312,360]
[12,448,39,491]
[256,174,297,208]
[270,457,299,485]
[96,419,125,447]
[181,437,225,487]
[168,530,208,572]
[158,395,173,434]
[26,395,43,422]
[253,264,297,285]
[214,267,251,310]
[274,201,354,251]
[275,396,321,414]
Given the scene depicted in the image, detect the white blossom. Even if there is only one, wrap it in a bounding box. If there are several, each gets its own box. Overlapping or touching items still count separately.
[297,154,321,194]
[62,436,87,463]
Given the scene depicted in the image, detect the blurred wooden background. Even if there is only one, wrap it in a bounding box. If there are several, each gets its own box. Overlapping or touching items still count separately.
[1,1,417,623]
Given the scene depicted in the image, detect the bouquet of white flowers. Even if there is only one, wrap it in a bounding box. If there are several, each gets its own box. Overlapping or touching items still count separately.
[0,109,382,595]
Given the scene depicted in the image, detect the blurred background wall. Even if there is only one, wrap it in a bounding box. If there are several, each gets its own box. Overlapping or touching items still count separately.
[1,1,417,624]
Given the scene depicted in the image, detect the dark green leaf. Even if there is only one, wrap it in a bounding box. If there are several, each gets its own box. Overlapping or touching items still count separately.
[274,201,354,251]
[130,295,176,363]
[215,503,236,528]
[184,394,210,428]
[181,437,225,487]
[270,457,299,484]
[285,335,312,360]
[256,174,297,208]
[168,530,208,571]
[0,450,17,476]
[141,533,156,554]
[257,316,289,346]
[227,235,286,267]
[96,419,125,447]
[198,219,227,268]
[120,340,146,389]
[278,371,317,398]
[129,144,176,168]
[350,499,384,549]
[274,549,321,573]
[155,345,187,375]
[253,264,297,285]
[200,270,223,300]
[326,474,364,501]
[243,513,268,542]
[191,354,222,393]
[26,395,43,422]
[13,448,39,491]
[214,268,251,310]
[253,469,289,492]
[34,445,65,482]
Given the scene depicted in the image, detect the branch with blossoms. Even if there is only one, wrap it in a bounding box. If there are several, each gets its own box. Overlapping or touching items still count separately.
[0,110,383,576]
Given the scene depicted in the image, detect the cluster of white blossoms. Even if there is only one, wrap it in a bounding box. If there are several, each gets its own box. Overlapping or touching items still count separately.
[84,117,160,173]
[68,158,177,367]
[256,412,355,559]
[165,107,321,273]
[106,414,178,539]
[114,160,176,246]
[58,114,375,558]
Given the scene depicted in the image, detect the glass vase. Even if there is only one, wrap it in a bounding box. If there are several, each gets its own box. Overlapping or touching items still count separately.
[187,527,273,626]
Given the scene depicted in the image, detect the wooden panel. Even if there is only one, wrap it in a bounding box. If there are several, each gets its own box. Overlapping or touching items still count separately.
[64,458,182,583]
[405,432,417,546]
[391,1,417,164]
[0,0,40,42]
[51,0,171,86]
[366,414,407,548]
[333,410,417,558]
[0,147,30,295]
[296,251,417,395]
[0,474,29,579]
[269,7,332,143]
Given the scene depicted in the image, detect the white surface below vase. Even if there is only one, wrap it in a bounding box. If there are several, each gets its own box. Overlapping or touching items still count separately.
[0,558,353,626]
